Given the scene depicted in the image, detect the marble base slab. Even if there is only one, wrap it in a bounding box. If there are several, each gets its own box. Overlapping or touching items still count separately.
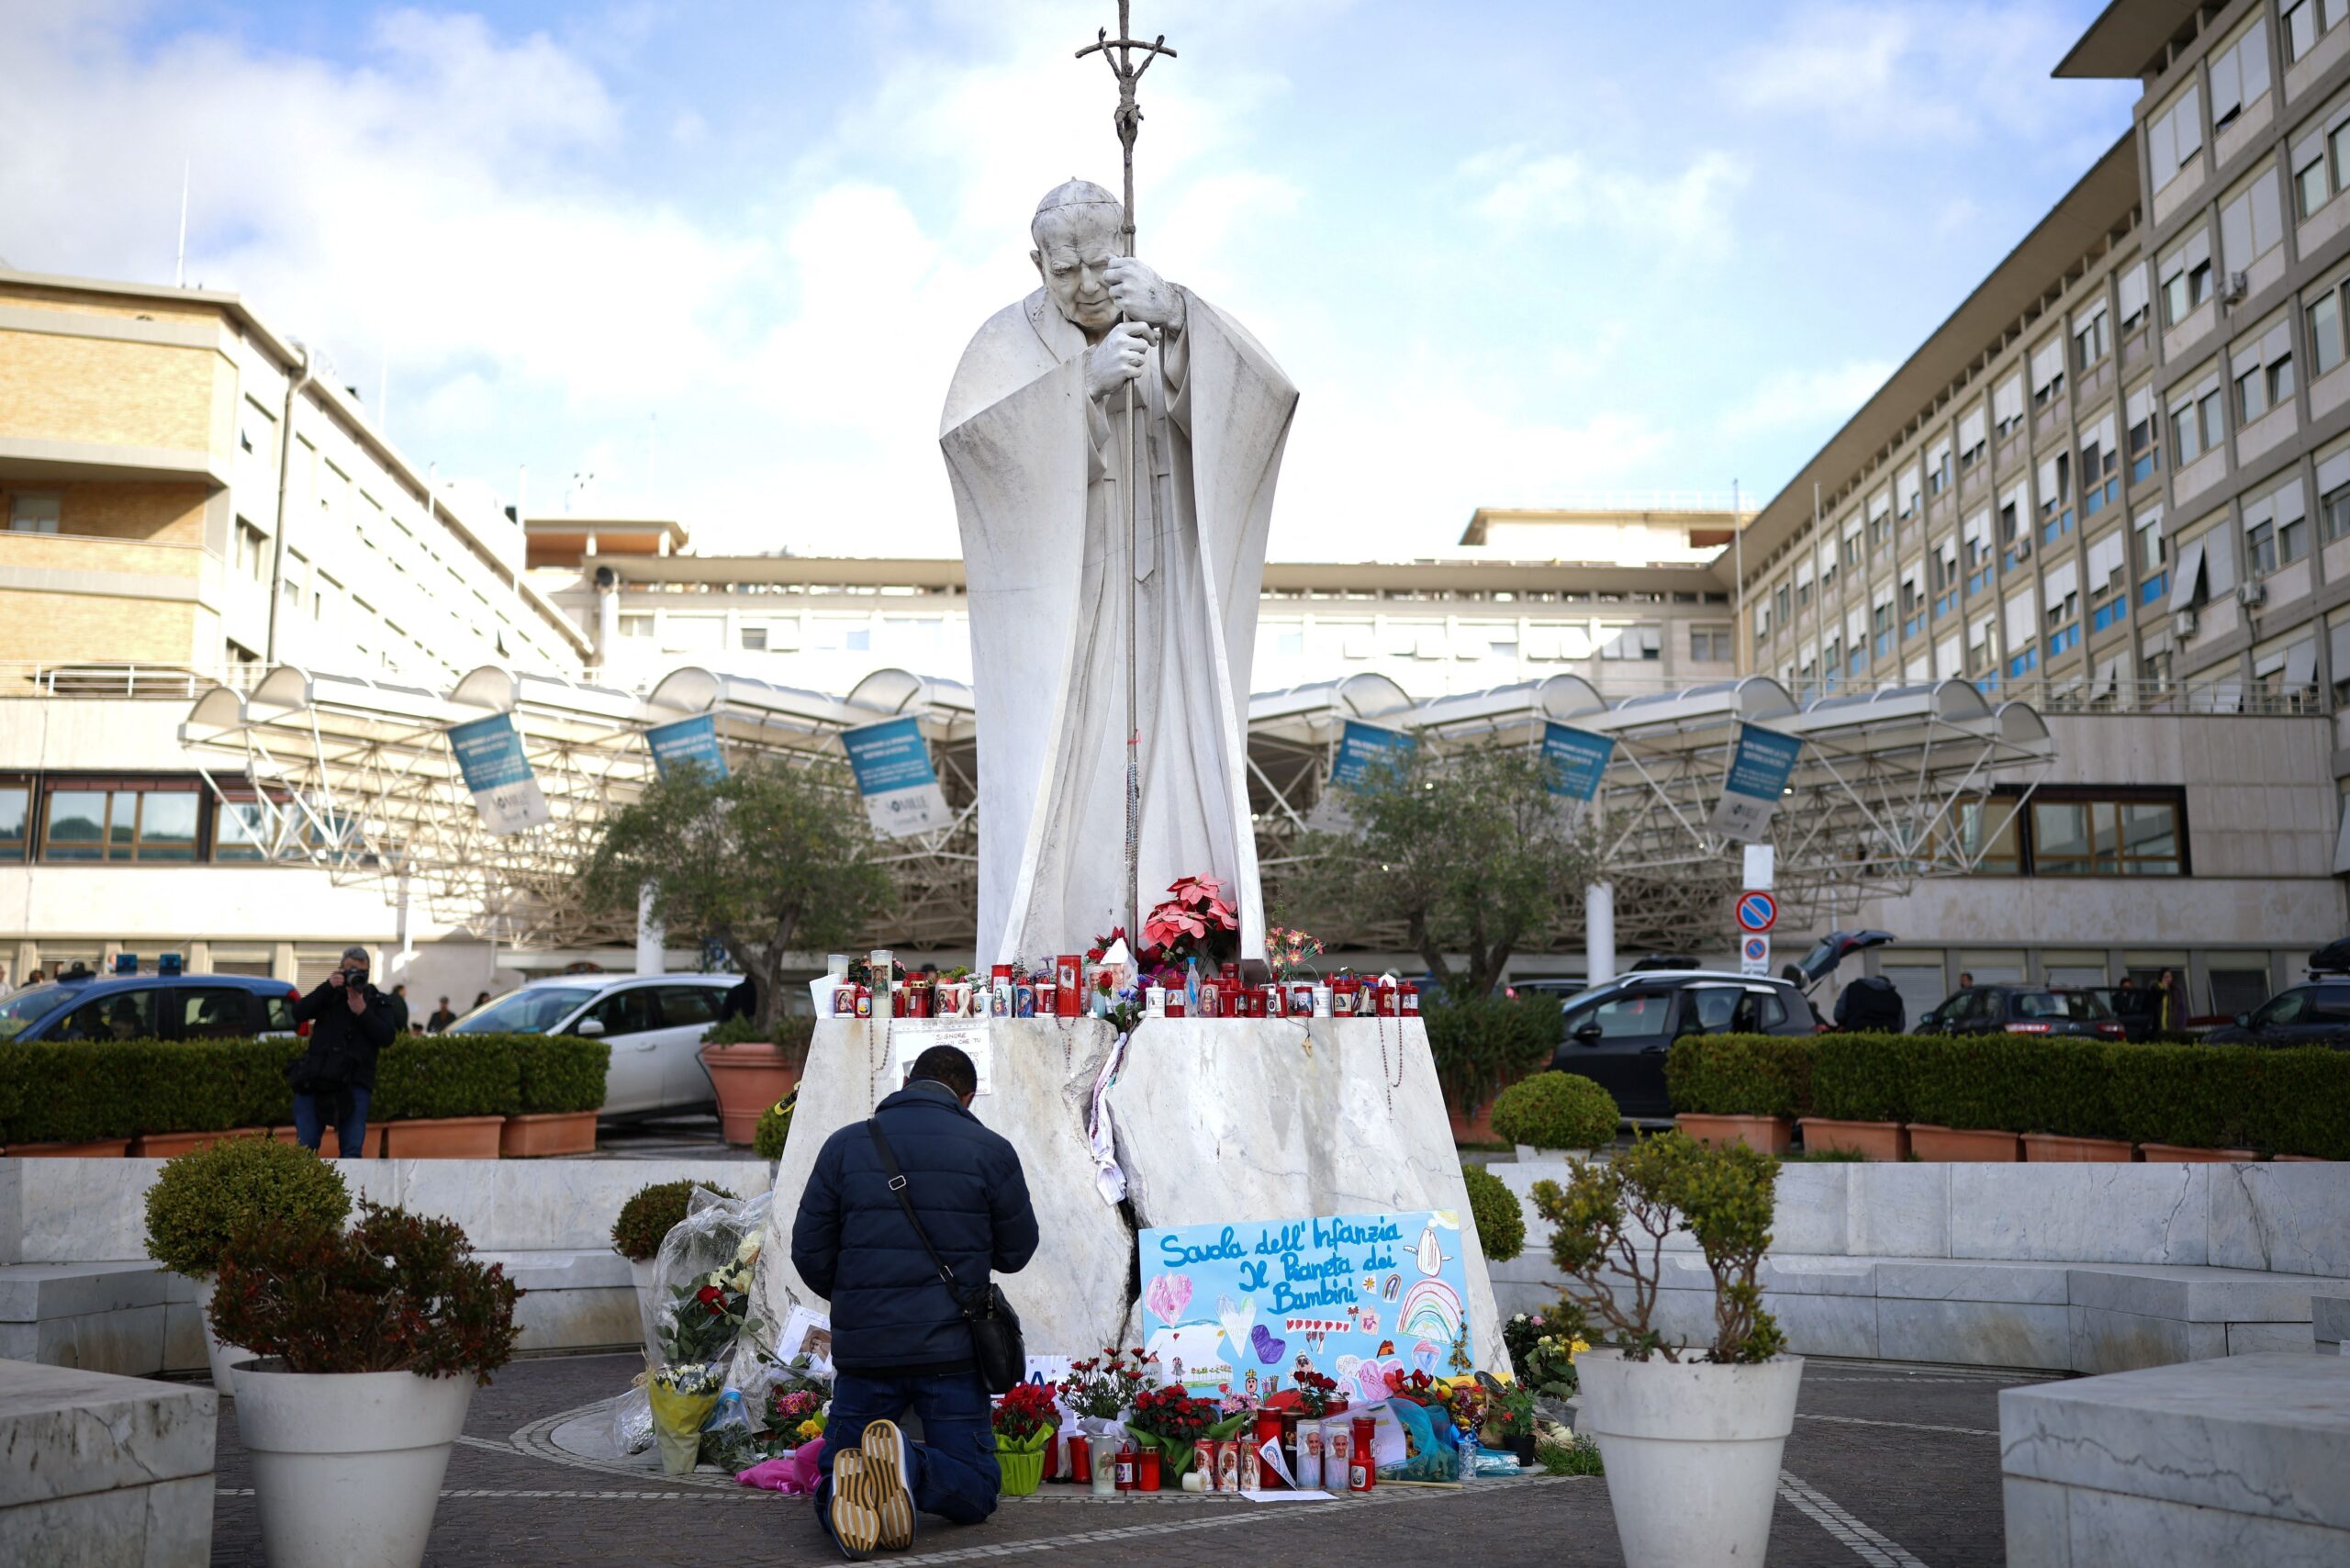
[0,1360,215,1507]
[2314,1294,2350,1353]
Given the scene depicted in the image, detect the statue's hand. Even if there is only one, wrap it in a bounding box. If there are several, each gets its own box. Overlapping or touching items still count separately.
[1105,258,1184,332]
[1085,320,1154,400]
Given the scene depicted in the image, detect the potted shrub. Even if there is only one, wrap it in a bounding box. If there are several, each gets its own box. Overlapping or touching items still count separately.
[501,1035,610,1157]
[2116,1044,2258,1161]
[372,1034,520,1158]
[1425,994,1561,1145]
[699,1014,813,1147]
[1486,1380,1541,1466]
[1460,1160,1527,1263]
[752,1090,795,1162]
[612,1179,736,1354]
[1532,1132,1799,1568]
[992,1382,1059,1495]
[1800,1034,1912,1159]
[2020,1038,2132,1160]
[1667,1035,1811,1154]
[143,1133,352,1393]
[1491,1069,1620,1161]
[210,1201,520,1568]
[1904,1036,2026,1160]
[2244,1047,2350,1161]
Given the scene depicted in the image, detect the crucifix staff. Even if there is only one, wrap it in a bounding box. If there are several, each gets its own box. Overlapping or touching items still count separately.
[1077,2,1176,952]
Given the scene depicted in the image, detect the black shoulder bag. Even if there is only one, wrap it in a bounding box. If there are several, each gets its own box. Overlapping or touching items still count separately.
[866,1116,1025,1394]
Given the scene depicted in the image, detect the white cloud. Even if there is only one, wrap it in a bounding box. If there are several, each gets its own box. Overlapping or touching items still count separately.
[1725,359,1893,435]
[1462,145,1747,259]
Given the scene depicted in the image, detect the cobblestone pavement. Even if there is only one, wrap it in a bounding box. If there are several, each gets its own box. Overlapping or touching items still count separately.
[206,1351,2044,1566]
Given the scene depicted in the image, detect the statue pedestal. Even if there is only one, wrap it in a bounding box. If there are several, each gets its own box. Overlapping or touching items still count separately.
[740,1015,1506,1381]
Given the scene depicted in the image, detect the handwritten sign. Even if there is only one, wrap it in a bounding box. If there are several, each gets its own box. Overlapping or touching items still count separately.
[890,1020,994,1096]
[1136,1209,1471,1403]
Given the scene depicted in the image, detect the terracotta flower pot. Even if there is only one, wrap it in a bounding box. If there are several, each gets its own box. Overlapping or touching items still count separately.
[499,1111,598,1158]
[1906,1125,2021,1161]
[2021,1133,2136,1162]
[379,1115,504,1159]
[322,1125,385,1159]
[699,1042,801,1147]
[2271,1153,2330,1161]
[132,1127,273,1158]
[1674,1114,1793,1155]
[1797,1117,1908,1160]
[2137,1142,2258,1163]
[5,1139,130,1157]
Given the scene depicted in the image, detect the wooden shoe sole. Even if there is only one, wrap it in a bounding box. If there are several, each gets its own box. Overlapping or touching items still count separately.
[860,1419,916,1550]
[830,1451,881,1559]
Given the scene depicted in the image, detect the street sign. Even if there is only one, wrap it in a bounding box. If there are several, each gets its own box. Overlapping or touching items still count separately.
[1735,890,1778,933]
[1740,935,1771,977]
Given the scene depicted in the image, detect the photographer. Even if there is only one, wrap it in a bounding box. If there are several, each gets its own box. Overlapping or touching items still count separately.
[287,946,395,1157]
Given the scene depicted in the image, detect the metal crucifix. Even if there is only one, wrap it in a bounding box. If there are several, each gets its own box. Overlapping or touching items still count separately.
[1077,3,1175,952]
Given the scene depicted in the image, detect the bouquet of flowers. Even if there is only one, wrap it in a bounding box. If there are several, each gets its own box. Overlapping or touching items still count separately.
[1485,1382,1539,1449]
[647,1361,727,1475]
[1125,1383,1248,1484]
[1291,1369,1345,1418]
[1382,1365,1445,1406]
[657,1264,761,1369]
[766,1385,828,1447]
[1442,1378,1488,1438]
[1265,924,1324,980]
[993,1382,1060,1452]
[1139,875,1239,969]
[1519,1331,1589,1398]
[1059,1347,1153,1428]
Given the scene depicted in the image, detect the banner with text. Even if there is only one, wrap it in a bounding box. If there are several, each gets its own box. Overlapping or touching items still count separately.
[447,713,552,834]
[1137,1209,1472,1403]
[1308,721,1417,831]
[1540,722,1615,801]
[645,714,729,778]
[1707,722,1803,843]
[841,716,950,838]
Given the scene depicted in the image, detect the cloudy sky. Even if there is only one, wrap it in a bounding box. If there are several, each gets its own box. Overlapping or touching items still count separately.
[0,2,2136,560]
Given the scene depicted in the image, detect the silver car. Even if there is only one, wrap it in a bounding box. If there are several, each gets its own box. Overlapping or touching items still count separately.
[448,973,741,1119]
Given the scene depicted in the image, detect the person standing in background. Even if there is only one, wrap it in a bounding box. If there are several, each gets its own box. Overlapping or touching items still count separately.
[427,995,458,1032]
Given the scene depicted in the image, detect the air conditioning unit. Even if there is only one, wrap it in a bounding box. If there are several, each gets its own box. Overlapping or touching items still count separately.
[2222,271,2250,305]
[2014,537,2031,561]
[2174,608,2199,638]
[2238,579,2267,609]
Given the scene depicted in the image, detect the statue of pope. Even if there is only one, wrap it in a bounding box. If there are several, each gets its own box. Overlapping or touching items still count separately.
[940,180,1298,966]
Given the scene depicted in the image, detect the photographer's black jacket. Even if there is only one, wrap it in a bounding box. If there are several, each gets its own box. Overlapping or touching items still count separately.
[289,980,396,1092]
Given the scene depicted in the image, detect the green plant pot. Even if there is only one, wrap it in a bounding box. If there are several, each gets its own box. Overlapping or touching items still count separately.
[997,1444,1046,1495]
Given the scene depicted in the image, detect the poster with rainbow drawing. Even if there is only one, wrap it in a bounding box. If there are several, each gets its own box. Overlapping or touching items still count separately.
[1136,1210,1472,1402]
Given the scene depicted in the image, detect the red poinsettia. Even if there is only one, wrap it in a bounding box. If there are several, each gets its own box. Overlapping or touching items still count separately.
[1141,876,1239,968]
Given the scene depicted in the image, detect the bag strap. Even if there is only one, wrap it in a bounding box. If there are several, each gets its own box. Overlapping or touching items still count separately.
[866,1116,968,1305]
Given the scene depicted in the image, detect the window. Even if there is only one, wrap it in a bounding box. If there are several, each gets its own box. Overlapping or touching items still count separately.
[2031,335,2065,407]
[2088,531,2130,631]
[2035,454,2072,547]
[48,990,160,1042]
[1967,611,1996,675]
[2321,445,2350,541]
[2312,288,2344,378]
[2078,410,2119,518]
[1948,795,2022,873]
[2208,19,2272,134]
[2232,317,2295,422]
[1927,441,1953,497]
[40,782,199,862]
[2148,82,2203,192]
[1774,581,1791,626]
[2168,368,2223,465]
[618,614,653,639]
[2126,383,2162,482]
[179,988,254,1039]
[578,988,657,1038]
[1689,625,1731,662]
[2073,302,2109,370]
[1959,404,1987,469]
[741,625,767,651]
[2118,261,2150,330]
[2025,795,2185,877]
[1796,563,1813,610]
[1930,534,1960,617]
[2244,476,2310,577]
[2043,560,2080,635]
[1843,517,1866,567]
[2219,163,2285,269]
[1993,373,2026,437]
[2286,0,2350,61]
[0,782,26,861]
[2159,230,2213,326]
[655,986,722,1029]
[1898,562,1925,634]
[2004,584,2039,678]
[1964,506,1995,593]
[1598,624,1662,660]
[7,493,62,532]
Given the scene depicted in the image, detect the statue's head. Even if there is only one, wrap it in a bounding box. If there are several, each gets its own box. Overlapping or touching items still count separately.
[1031,179,1123,332]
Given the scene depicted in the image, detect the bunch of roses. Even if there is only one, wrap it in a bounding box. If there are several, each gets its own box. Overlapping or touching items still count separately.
[1382,1366,1441,1406]
[1292,1368,1343,1417]
[656,1268,760,1368]
[1059,1347,1153,1421]
[993,1382,1060,1448]
[1125,1383,1213,1444]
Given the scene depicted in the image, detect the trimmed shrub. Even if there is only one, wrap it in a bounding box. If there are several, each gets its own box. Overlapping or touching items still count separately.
[1811,1033,1913,1123]
[752,1094,795,1162]
[1491,1070,1620,1150]
[2109,1043,2256,1149]
[2242,1047,2350,1159]
[1460,1160,1526,1262]
[144,1134,351,1277]
[512,1036,610,1114]
[372,1033,522,1122]
[611,1178,736,1261]
[1666,1034,1816,1119]
[2018,1037,2120,1139]
[1424,995,1561,1119]
[704,1012,817,1066]
[1906,1035,2037,1131]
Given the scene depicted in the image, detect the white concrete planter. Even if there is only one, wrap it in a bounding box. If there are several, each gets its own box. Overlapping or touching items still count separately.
[191,1274,255,1395]
[1574,1348,1804,1568]
[628,1257,663,1356]
[230,1361,475,1568]
[1514,1144,1594,1165]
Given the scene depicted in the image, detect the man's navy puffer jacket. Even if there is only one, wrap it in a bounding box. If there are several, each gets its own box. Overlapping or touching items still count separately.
[790,1078,1039,1375]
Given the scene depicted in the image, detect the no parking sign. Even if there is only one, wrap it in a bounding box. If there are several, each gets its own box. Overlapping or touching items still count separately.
[1740,935,1771,977]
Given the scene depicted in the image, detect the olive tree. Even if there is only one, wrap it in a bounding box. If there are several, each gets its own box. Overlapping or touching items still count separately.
[583,759,893,1036]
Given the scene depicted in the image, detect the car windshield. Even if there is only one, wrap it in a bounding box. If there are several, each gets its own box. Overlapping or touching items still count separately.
[0,984,69,1040]
[1567,991,1676,1038]
[450,987,597,1035]
[2012,989,2113,1020]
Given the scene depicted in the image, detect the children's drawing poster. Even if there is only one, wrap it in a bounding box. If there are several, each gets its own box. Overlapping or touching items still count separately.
[1136,1210,1471,1405]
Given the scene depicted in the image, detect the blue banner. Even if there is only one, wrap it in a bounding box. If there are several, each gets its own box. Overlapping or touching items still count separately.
[646,714,729,778]
[1540,722,1615,801]
[447,713,550,834]
[841,717,948,838]
[1138,1209,1474,1400]
[1328,720,1416,790]
[1707,722,1803,842]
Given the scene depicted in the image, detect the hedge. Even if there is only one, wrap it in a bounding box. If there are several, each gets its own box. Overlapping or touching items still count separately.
[1423,995,1562,1115]
[1665,1032,2350,1158]
[0,1032,606,1144]
[1490,1071,1620,1150]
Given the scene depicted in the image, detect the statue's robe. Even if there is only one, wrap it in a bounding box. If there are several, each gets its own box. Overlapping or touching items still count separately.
[941,287,1297,965]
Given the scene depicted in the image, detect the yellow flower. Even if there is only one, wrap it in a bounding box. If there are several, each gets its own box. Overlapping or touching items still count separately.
[1567,1338,1591,1359]
[796,1417,824,1441]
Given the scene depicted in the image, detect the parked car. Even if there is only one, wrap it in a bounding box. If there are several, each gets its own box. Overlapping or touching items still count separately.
[1915,986,2125,1038]
[445,972,741,1118]
[0,971,301,1043]
[2202,980,2350,1047]
[1547,970,1823,1122]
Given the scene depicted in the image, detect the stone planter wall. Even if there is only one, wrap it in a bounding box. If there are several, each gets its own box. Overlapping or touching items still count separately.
[0,1361,214,1566]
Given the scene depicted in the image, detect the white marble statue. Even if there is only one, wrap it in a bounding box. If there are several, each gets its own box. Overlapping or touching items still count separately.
[940,179,1299,966]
